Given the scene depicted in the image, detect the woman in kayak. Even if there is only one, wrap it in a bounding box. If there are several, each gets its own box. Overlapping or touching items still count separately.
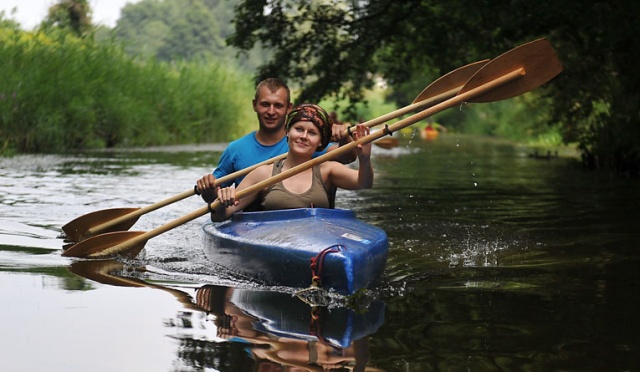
[200,103,372,221]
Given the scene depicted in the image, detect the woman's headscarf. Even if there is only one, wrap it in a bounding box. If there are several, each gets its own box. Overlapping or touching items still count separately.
[285,104,333,151]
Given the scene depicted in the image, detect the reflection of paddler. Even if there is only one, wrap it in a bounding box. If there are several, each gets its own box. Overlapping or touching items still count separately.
[194,285,380,371]
[70,263,378,370]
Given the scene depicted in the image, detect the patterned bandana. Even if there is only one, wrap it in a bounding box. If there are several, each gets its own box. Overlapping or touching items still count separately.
[286,104,333,151]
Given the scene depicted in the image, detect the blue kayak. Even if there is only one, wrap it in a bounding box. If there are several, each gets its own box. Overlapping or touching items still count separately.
[202,208,388,295]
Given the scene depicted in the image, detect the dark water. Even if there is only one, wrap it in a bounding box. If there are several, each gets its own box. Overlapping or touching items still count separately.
[1,135,639,371]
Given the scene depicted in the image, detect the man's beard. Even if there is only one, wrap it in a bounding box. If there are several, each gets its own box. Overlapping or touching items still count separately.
[259,117,286,134]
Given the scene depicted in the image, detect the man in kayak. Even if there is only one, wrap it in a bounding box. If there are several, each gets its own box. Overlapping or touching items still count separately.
[197,78,355,208]
[208,103,372,221]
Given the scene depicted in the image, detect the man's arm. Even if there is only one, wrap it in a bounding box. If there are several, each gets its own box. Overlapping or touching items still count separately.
[198,146,237,203]
[196,173,218,204]
[326,122,357,164]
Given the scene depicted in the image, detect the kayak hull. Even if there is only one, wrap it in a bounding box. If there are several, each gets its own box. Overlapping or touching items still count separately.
[202,208,388,295]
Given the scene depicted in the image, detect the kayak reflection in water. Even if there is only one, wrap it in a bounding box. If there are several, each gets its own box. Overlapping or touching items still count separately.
[195,285,379,372]
[68,260,383,371]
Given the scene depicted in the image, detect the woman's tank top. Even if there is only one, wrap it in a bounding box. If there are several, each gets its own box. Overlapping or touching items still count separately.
[261,159,331,210]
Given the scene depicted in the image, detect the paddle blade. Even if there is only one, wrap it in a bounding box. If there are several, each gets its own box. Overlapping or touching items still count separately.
[373,137,399,149]
[69,259,148,287]
[412,60,490,104]
[62,208,140,242]
[460,38,563,103]
[62,231,147,259]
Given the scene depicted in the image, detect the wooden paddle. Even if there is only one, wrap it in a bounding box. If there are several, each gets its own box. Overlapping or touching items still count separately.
[62,38,561,259]
[61,60,488,243]
[372,137,400,149]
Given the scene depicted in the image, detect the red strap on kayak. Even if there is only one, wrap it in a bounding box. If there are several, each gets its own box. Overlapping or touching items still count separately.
[310,244,344,287]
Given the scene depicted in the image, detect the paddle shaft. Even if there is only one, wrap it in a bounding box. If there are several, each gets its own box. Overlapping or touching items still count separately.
[84,86,463,238]
[93,68,526,257]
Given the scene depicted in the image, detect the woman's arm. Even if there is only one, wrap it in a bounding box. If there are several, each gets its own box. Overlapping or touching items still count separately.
[325,124,373,190]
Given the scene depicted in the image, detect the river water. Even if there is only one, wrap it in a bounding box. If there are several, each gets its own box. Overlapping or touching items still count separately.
[1,133,638,371]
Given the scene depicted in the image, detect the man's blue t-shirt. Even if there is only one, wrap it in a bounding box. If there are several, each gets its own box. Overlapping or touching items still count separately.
[213,131,329,187]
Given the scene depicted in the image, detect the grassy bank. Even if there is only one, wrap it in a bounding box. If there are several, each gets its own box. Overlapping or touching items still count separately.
[0,27,255,155]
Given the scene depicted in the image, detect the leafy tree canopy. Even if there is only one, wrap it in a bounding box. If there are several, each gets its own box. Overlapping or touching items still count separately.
[113,0,269,72]
[0,9,21,30]
[228,0,640,175]
[115,0,224,60]
[42,0,92,36]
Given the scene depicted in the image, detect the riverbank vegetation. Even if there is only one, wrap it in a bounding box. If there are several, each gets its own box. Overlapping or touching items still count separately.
[0,15,254,155]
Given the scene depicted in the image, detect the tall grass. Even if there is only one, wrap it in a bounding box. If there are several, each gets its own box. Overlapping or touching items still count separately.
[0,27,255,154]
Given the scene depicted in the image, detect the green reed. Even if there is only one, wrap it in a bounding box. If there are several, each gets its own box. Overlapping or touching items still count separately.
[0,27,255,154]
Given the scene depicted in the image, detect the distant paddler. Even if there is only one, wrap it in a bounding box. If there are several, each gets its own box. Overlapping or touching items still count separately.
[421,122,447,140]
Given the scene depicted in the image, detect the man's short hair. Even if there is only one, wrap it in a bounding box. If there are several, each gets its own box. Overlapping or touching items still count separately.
[255,78,291,103]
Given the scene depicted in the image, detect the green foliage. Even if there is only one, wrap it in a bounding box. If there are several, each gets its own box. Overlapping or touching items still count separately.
[0,27,254,154]
[114,0,224,60]
[41,0,93,37]
[578,99,640,175]
[434,93,562,145]
[0,9,21,30]
[112,0,269,73]
[228,0,640,175]
[319,84,397,124]
[230,0,374,112]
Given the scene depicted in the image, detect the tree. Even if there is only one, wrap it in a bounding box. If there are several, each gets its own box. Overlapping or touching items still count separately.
[115,0,225,61]
[0,8,22,30]
[42,0,92,36]
[113,0,270,72]
[228,0,640,175]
